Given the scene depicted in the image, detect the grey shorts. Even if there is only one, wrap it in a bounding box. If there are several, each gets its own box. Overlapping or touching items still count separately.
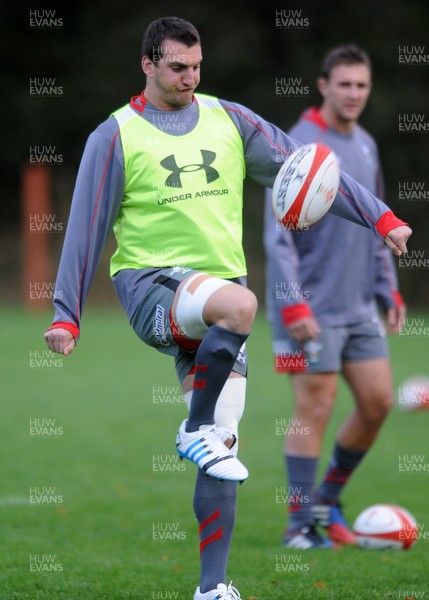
[130,266,248,382]
[273,318,389,374]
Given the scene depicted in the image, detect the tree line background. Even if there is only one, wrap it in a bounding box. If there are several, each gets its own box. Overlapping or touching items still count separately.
[2,0,428,309]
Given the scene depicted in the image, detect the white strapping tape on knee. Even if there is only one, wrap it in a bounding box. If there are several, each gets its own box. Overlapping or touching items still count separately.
[175,274,233,340]
[184,377,246,455]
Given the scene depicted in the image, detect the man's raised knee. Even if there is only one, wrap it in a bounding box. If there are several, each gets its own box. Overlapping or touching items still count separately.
[204,284,258,333]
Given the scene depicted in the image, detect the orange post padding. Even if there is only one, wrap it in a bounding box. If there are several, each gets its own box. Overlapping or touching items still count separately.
[22,164,53,310]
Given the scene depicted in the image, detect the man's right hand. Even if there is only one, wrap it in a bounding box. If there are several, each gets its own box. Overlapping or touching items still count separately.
[44,328,76,356]
[287,316,320,342]
[384,225,412,256]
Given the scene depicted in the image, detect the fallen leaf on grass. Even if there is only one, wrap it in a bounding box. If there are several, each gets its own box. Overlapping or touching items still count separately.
[314,581,328,589]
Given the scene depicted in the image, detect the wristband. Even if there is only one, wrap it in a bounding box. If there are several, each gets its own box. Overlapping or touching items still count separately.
[281,303,313,327]
[392,290,405,308]
[376,210,408,239]
[46,321,80,340]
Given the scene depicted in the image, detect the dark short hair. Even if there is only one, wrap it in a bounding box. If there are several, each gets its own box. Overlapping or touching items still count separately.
[141,16,200,62]
[320,44,372,79]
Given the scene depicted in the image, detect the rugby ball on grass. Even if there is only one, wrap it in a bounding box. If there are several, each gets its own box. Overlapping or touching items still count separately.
[272,143,340,230]
[353,504,418,550]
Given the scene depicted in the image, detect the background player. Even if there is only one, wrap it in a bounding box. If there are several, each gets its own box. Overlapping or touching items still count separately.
[44,20,410,599]
[264,44,407,549]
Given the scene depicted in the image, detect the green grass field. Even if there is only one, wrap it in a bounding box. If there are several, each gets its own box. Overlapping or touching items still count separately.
[1,307,428,599]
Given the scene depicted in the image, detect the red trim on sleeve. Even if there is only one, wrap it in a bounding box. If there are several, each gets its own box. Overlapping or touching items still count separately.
[281,303,313,327]
[392,290,405,308]
[47,322,80,340]
[375,210,408,239]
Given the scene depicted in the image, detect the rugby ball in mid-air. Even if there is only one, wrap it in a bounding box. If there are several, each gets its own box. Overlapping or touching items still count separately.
[353,504,418,550]
[272,142,340,230]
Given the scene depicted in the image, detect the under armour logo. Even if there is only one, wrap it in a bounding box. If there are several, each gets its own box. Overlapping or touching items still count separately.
[160,150,219,188]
